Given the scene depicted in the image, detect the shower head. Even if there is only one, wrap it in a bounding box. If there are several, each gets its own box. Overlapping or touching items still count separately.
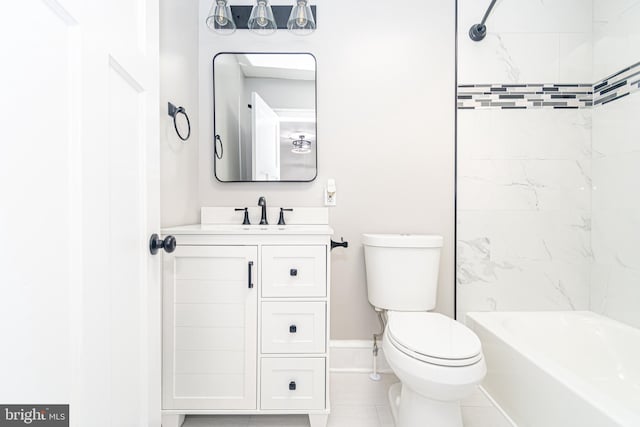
[469,0,498,42]
[469,23,487,41]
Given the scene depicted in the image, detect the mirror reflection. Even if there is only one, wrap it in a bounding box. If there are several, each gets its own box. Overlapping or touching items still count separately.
[213,53,317,182]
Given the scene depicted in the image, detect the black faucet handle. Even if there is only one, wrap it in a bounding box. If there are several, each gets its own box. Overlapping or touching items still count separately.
[277,208,294,226]
[235,207,251,225]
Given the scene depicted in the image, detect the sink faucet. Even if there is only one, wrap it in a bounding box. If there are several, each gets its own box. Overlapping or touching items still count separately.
[258,196,268,225]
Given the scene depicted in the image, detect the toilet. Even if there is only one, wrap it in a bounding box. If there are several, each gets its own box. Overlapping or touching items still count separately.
[362,234,486,427]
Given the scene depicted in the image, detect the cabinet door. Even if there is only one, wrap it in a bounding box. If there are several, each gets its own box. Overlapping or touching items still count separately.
[163,245,258,410]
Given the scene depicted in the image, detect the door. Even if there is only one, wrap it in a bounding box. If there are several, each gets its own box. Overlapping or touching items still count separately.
[0,1,160,426]
[251,92,281,181]
[163,246,258,410]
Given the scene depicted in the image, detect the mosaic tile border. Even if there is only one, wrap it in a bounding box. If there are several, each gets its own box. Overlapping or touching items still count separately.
[593,60,640,106]
[458,61,640,110]
[457,84,592,109]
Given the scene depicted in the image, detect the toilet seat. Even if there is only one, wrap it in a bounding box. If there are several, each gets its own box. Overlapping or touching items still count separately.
[387,312,482,367]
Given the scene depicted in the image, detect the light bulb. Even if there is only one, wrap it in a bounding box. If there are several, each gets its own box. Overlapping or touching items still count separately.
[248,0,276,35]
[206,0,236,34]
[295,2,307,27]
[287,0,315,35]
[215,14,228,26]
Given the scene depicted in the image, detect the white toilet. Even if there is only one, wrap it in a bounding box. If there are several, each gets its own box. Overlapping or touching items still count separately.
[362,234,486,427]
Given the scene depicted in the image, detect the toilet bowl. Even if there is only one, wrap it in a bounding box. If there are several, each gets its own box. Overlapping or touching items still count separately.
[362,234,486,427]
[382,312,486,427]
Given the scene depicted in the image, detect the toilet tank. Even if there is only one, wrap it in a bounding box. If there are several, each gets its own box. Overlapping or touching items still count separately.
[362,234,443,311]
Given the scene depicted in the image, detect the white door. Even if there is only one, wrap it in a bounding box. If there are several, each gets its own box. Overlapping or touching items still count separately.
[0,1,160,426]
[163,246,258,410]
[251,92,281,181]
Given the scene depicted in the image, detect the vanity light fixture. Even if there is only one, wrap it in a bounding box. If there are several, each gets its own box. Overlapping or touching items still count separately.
[206,0,237,34]
[291,134,312,154]
[206,1,317,35]
[248,0,277,35]
[287,0,315,35]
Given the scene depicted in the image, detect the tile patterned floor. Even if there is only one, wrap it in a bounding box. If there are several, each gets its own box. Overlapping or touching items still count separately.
[183,373,513,427]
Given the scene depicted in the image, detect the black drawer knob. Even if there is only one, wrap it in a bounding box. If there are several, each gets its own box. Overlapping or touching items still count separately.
[289,381,296,391]
[290,268,298,276]
[289,325,297,333]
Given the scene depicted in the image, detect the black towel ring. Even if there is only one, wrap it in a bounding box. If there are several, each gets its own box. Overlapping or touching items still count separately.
[215,134,224,160]
[168,102,191,141]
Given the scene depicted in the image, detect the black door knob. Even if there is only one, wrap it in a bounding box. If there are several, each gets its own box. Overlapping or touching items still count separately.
[149,234,177,255]
[289,325,297,333]
[290,268,298,276]
[289,381,296,391]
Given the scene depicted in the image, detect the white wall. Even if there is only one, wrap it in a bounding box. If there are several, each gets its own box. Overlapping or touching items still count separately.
[456,0,594,319]
[197,0,456,339]
[458,0,593,84]
[593,0,640,78]
[213,54,244,181]
[590,0,640,328]
[241,76,316,181]
[160,0,200,227]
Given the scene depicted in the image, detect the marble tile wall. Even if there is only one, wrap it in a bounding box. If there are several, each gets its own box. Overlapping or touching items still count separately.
[456,0,594,320]
[457,109,592,319]
[457,0,640,327]
[590,0,640,328]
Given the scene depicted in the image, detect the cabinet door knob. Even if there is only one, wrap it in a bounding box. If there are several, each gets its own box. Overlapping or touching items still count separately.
[289,325,297,333]
[289,381,296,391]
[248,261,254,289]
[290,268,298,276]
[149,234,177,255]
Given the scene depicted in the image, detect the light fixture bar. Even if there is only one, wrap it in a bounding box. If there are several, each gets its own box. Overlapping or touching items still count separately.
[230,5,317,30]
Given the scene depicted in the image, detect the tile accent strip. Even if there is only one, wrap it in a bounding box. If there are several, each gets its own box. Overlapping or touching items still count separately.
[593,60,640,106]
[457,84,592,109]
[458,61,640,110]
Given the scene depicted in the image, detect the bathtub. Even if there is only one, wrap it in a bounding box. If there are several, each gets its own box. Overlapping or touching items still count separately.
[466,311,640,427]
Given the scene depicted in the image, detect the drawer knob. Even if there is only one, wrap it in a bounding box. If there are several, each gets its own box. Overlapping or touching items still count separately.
[289,381,296,391]
[290,268,298,276]
[289,325,297,333]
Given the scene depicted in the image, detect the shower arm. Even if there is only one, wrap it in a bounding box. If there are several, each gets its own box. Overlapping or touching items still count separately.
[469,0,498,41]
[478,0,497,28]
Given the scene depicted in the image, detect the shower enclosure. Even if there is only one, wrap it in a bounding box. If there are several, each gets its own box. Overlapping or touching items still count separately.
[456,0,640,329]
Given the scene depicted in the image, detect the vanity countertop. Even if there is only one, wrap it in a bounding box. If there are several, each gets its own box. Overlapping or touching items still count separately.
[162,224,334,236]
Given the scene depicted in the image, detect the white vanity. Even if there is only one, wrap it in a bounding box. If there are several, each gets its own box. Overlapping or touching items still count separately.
[161,207,333,427]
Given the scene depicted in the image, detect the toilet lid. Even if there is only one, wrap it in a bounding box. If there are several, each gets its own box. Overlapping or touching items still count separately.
[387,312,482,365]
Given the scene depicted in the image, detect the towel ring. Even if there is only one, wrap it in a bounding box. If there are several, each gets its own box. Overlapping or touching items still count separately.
[215,134,224,159]
[168,102,191,142]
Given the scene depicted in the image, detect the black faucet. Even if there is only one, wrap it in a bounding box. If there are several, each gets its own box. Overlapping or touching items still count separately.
[258,197,268,225]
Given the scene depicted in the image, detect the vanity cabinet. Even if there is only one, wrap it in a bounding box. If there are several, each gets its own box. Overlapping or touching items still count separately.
[161,212,332,427]
[162,245,258,410]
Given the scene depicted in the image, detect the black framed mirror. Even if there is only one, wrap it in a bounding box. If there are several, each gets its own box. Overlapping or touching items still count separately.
[213,52,317,182]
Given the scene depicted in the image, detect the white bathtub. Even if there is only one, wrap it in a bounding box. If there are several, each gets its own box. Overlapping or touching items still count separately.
[466,311,640,427]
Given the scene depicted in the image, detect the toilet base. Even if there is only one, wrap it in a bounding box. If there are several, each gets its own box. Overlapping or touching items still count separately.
[388,382,463,427]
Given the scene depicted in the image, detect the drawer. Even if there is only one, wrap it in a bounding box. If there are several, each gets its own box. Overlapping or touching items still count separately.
[261,246,327,297]
[261,302,326,354]
[260,358,325,410]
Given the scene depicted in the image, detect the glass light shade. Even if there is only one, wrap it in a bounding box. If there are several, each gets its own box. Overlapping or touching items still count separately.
[248,0,277,35]
[287,0,316,35]
[291,135,312,154]
[206,0,236,35]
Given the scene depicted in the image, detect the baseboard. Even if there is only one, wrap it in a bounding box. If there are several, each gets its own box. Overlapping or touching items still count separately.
[329,339,393,374]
